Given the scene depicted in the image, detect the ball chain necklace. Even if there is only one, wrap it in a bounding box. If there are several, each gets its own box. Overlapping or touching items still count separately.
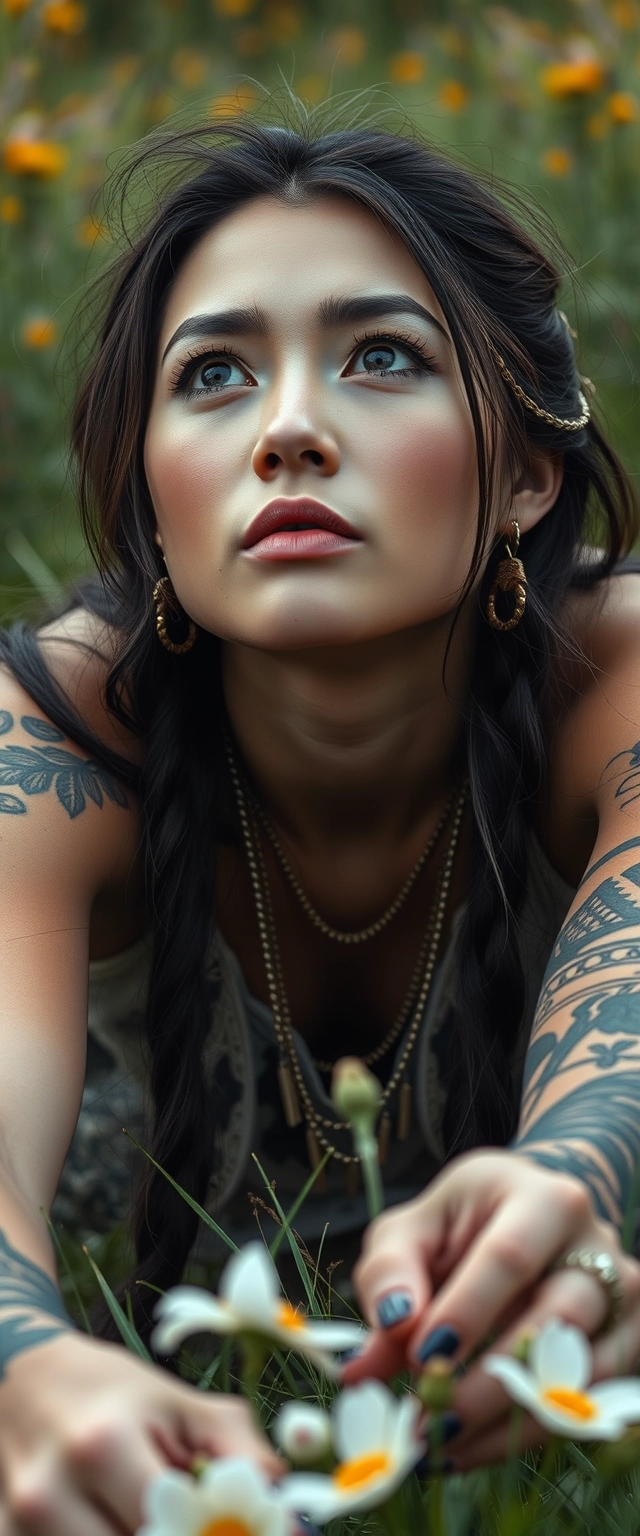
[224,730,467,1179]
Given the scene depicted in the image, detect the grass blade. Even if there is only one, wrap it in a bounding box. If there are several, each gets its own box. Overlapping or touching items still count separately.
[123,1130,238,1251]
[269,1151,332,1261]
[43,1211,92,1334]
[251,1153,320,1314]
[82,1246,151,1360]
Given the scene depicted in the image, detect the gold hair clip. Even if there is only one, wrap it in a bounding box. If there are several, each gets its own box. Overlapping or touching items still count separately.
[489,343,591,434]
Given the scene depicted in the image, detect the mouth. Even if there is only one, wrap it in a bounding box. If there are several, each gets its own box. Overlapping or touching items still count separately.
[242,499,362,562]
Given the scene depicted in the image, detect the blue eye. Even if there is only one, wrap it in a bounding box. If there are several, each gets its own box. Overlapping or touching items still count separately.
[171,348,254,398]
[348,334,435,379]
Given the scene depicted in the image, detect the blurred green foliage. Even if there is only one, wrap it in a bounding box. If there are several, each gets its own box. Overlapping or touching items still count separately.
[1,0,640,618]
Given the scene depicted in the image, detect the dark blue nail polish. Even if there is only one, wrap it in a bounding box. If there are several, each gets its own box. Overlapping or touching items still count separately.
[415,1454,455,1479]
[417,1324,460,1365]
[339,1344,363,1363]
[376,1290,414,1329]
[435,1411,462,1446]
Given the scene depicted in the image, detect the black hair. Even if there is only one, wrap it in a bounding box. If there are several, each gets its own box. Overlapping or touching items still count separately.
[1,114,637,1337]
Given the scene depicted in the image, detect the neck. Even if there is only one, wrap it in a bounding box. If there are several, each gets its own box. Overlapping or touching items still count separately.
[222,608,472,853]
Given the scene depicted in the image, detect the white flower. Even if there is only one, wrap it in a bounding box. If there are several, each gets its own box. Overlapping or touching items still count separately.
[274,1403,333,1466]
[152,1243,365,1374]
[280,1381,425,1521]
[484,1318,640,1440]
[138,1457,292,1536]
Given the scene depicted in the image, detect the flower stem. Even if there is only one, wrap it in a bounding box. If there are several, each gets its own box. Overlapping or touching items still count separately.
[354,1126,384,1221]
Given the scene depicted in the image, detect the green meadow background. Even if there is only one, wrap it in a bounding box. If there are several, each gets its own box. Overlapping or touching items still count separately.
[1,0,640,619]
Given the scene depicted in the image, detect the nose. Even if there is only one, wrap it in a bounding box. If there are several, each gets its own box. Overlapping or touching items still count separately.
[251,401,340,483]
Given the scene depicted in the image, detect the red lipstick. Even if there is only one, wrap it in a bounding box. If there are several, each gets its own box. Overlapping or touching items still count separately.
[242,499,361,561]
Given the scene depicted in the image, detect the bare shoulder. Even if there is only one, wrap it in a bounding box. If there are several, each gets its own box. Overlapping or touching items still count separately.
[36,605,143,769]
[0,615,141,900]
[545,570,640,879]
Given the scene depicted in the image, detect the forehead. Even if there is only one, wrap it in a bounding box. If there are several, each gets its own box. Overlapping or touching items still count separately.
[159,193,446,341]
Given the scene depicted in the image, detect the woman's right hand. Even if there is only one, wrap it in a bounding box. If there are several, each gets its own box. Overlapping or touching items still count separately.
[0,1331,283,1535]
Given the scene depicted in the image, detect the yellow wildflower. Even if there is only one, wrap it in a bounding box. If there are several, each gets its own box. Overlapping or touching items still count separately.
[146,92,177,124]
[586,111,609,138]
[541,146,573,176]
[43,0,86,34]
[22,317,58,348]
[3,0,31,13]
[609,90,639,122]
[235,26,266,54]
[264,1,300,43]
[541,59,605,97]
[210,83,257,116]
[212,0,255,15]
[109,55,140,87]
[297,74,327,103]
[438,79,469,111]
[171,49,207,89]
[77,214,108,246]
[329,27,366,66]
[612,0,639,28]
[3,138,67,177]
[389,51,426,85]
[0,194,23,222]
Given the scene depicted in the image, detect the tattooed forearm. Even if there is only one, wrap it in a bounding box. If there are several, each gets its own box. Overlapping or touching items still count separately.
[514,846,640,1225]
[0,1228,71,1378]
[0,712,127,819]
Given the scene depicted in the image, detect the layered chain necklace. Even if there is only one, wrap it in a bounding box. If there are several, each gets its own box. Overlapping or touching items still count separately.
[224,731,467,1179]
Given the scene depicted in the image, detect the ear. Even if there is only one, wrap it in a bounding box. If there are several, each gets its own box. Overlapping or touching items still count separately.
[509,450,563,536]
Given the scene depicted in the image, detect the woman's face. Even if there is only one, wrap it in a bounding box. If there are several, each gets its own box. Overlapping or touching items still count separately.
[145,193,480,650]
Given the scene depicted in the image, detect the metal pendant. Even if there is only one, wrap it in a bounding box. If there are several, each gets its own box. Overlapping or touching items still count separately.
[305,1126,327,1191]
[278,1058,302,1128]
[377,1112,392,1167]
[397,1081,412,1141]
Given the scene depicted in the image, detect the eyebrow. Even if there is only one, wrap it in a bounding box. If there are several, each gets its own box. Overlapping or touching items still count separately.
[161,292,450,364]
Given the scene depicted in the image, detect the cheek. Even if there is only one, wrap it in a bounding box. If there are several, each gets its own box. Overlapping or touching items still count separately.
[144,414,237,551]
[365,402,478,567]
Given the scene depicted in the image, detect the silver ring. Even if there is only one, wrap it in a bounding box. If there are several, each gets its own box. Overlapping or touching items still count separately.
[554,1249,624,1333]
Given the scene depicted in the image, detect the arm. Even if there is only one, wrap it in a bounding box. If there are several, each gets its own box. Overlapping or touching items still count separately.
[514,817,640,1227]
[0,679,279,1535]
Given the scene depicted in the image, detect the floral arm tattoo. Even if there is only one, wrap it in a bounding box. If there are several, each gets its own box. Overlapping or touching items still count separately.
[0,712,127,818]
[514,757,640,1224]
[0,1229,71,1378]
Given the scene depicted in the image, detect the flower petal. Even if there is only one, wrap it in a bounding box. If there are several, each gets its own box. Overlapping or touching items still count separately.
[151,1289,230,1353]
[531,1320,591,1392]
[333,1381,392,1460]
[302,1321,366,1350]
[590,1381,640,1420]
[139,1469,203,1536]
[484,1355,545,1415]
[221,1243,281,1327]
[280,1471,344,1524]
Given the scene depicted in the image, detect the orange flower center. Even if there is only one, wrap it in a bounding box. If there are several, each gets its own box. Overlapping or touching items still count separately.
[543,1387,597,1421]
[334,1451,391,1490]
[276,1301,306,1331]
[198,1520,252,1536]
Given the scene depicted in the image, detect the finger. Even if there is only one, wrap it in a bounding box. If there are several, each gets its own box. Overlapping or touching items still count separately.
[352,1202,446,1335]
[7,1464,121,1536]
[66,1424,165,1532]
[449,1410,545,1473]
[451,1266,607,1445]
[407,1180,591,1367]
[591,1255,640,1381]
[176,1390,283,1478]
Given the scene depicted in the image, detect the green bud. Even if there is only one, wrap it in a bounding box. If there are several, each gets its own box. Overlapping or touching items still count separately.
[331,1057,382,1122]
[417,1357,455,1413]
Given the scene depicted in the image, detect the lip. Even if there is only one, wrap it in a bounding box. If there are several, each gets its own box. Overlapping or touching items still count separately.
[242,498,362,558]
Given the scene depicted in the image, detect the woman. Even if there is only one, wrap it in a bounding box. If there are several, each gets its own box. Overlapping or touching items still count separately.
[1,113,640,1530]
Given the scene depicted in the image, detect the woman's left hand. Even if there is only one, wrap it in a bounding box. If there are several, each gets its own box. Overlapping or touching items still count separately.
[345,1150,640,1468]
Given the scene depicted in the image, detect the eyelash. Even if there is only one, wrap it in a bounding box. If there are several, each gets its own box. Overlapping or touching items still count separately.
[168,328,438,398]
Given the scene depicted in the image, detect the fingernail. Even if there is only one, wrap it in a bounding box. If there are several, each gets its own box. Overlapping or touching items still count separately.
[434,1411,462,1446]
[376,1290,414,1329]
[417,1324,460,1365]
[339,1344,364,1363]
[415,1454,455,1478]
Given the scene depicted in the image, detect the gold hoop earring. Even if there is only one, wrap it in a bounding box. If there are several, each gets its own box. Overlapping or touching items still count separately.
[487,519,527,632]
[152,576,196,654]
